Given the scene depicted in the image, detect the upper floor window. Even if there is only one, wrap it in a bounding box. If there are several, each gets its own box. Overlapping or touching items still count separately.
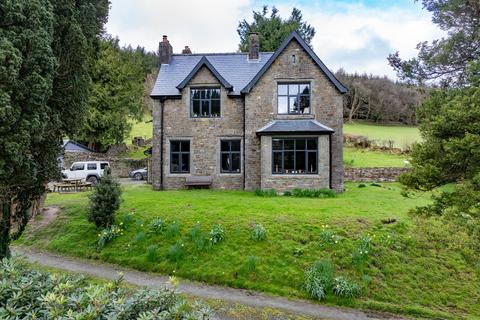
[170,140,190,173]
[277,83,310,114]
[191,88,221,118]
[221,140,241,173]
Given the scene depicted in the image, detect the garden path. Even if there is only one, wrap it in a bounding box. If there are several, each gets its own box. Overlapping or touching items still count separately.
[13,247,405,320]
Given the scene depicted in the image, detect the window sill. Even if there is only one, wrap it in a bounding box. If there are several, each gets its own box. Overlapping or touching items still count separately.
[167,173,191,177]
[270,174,320,177]
[190,116,222,119]
[276,114,315,120]
[219,172,242,176]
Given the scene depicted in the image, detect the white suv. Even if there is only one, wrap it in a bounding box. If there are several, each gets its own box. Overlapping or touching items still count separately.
[62,161,110,185]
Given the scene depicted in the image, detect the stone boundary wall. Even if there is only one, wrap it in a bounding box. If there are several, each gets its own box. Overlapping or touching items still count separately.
[63,152,147,178]
[344,167,410,182]
[64,152,408,183]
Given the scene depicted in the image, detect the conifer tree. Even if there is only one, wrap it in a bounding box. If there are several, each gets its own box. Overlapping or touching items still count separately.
[88,168,122,229]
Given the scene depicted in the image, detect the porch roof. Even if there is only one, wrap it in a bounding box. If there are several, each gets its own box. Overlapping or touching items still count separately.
[256,120,334,136]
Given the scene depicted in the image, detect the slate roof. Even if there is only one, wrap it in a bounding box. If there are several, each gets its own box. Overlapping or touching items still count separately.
[151,52,273,97]
[256,120,334,136]
[151,31,347,98]
[62,139,95,153]
[176,56,233,90]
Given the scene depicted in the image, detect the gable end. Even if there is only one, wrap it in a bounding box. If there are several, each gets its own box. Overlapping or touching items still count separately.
[176,56,233,91]
[241,32,348,94]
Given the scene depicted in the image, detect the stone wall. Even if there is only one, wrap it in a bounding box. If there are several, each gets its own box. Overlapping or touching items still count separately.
[152,66,244,190]
[63,152,147,178]
[151,39,344,191]
[260,135,330,192]
[344,167,409,182]
[244,39,344,192]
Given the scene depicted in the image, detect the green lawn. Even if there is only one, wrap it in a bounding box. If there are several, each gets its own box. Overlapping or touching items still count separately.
[125,116,153,145]
[344,148,408,168]
[17,184,479,319]
[344,122,421,149]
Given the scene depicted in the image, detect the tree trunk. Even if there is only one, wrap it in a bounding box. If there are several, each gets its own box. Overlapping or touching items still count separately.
[348,88,361,122]
[0,202,12,259]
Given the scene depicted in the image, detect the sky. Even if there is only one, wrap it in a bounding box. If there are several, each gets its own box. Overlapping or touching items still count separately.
[106,0,443,79]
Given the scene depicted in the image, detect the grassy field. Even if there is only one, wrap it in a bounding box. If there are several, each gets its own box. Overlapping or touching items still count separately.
[125,116,153,145]
[17,184,479,319]
[344,122,421,149]
[344,148,407,168]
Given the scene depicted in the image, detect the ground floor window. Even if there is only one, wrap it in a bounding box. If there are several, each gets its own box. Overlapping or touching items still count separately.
[170,140,190,173]
[272,138,318,174]
[221,140,241,173]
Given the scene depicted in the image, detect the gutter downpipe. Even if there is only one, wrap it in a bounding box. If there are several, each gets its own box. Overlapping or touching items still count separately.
[242,95,246,190]
[329,132,333,190]
[160,98,165,190]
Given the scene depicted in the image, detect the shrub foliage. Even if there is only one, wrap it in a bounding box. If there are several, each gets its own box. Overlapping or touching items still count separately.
[304,260,361,300]
[88,168,122,229]
[209,224,225,244]
[251,224,267,241]
[0,258,210,319]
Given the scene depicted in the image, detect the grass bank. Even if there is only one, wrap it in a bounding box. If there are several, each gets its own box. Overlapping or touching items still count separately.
[344,147,408,168]
[17,183,479,318]
[344,122,421,149]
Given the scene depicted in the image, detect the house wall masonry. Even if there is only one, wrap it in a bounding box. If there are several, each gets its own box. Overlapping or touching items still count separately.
[244,40,344,192]
[260,135,330,192]
[151,36,344,192]
[152,66,244,190]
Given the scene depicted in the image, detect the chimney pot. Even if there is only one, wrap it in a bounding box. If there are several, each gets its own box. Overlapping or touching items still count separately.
[248,32,259,60]
[182,46,192,54]
[159,35,173,65]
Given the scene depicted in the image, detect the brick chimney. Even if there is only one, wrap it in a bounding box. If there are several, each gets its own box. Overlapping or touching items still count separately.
[182,46,192,54]
[248,32,259,60]
[159,35,173,65]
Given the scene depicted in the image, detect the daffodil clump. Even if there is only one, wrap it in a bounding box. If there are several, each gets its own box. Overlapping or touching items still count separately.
[97,225,124,250]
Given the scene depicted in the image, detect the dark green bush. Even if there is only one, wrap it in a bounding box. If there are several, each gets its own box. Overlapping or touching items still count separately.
[254,189,277,197]
[87,168,122,228]
[292,188,336,198]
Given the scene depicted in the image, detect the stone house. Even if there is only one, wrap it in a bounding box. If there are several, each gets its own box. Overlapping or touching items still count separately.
[150,32,347,192]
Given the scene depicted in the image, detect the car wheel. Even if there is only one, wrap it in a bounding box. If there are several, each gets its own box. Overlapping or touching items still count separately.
[87,176,99,185]
[134,173,143,181]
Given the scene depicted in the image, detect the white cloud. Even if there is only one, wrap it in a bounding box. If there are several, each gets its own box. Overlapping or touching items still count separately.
[106,0,251,53]
[106,0,443,79]
[275,2,444,78]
